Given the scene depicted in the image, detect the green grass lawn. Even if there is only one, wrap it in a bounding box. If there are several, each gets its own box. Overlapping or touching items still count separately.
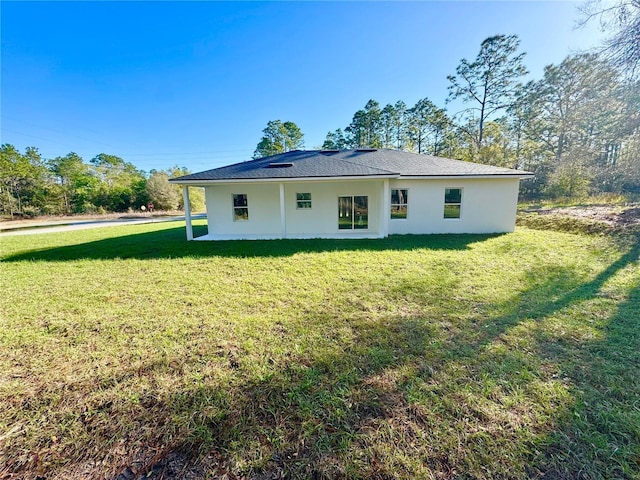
[1,221,638,479]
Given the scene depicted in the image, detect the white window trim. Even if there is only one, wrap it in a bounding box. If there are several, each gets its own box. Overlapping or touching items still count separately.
[296,192,312,210]
[444,187,463,220]
[390,188,409,220]
[338,195,369,231]
[232,193,249,222]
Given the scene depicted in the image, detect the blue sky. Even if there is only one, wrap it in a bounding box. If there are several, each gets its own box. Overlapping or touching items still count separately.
[2,1,606,173]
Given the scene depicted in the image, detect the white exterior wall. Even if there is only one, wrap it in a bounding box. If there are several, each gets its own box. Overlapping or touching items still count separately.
[284,180,382,237]
[204,183,282,238]
[198,177,520,240]
[388,178,521,234]
[202,179,384,240]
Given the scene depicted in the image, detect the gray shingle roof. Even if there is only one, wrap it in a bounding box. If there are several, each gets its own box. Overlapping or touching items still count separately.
[170,149,533,183]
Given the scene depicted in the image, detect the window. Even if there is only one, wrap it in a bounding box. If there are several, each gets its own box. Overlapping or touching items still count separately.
[444,188,462,219]
[233,194,248,221]
[390,189,408,219]
[296,192,312,209]
[338,196,368,230]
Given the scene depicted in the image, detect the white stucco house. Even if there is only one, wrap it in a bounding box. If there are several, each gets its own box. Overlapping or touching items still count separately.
[169,149,533,241]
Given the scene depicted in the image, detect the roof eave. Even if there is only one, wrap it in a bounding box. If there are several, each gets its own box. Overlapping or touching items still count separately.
[169,173,400,185]
[399,173,535,180]
[170,172,535,185]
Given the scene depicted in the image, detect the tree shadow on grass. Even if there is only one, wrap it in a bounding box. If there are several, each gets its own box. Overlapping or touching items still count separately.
[1,224,502,262]
[441,240,640,479]
[529,271,640,478]
[115,315,453,480]
[5,234,638,479]
[453,241,640,359]
[113,242,638,479]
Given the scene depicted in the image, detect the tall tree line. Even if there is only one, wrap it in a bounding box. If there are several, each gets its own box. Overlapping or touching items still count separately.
[0,145,203,217]
[321,34,640,199]
[5,17,639,215]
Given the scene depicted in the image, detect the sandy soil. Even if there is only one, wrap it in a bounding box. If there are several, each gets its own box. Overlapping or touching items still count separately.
[524,203,640,230]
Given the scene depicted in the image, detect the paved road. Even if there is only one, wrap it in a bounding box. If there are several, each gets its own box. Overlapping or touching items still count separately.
[0,214,206,236]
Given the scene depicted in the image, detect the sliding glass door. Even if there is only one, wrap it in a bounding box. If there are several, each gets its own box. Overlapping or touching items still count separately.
[338,196,368,230]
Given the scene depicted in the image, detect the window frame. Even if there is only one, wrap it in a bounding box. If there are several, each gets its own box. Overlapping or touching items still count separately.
[338,195,369,230]
[443,187,462,219]
[296,192,312,209]
[232,193,249,221]
[390,188,408,220]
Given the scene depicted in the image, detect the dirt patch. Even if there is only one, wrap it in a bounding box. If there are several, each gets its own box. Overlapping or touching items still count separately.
[112,448,285,480]
[113,450,217,480]
[617,206,640,227]
[522,203,640,230]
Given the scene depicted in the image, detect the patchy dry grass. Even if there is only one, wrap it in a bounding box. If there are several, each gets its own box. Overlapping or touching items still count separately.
[517,213,616,236]
[519,193,636,209]
[1,221,638,479]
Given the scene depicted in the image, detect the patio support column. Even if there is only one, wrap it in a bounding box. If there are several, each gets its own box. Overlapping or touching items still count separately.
[381,179,390,238]
[182,185,193,241]
[279,182,286,238]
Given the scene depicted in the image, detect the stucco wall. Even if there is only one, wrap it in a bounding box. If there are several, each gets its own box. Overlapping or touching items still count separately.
[203,179,384,239]
[387,178,521,234]
[205,183,282,236]
[201,177,521,239]
[283,180,382,236]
